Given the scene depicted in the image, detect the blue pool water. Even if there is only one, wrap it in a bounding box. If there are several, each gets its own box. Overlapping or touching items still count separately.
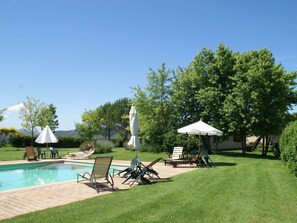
[0,162,127,192]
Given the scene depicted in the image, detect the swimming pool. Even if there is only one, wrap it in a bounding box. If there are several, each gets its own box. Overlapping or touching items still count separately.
[0,161,127,192]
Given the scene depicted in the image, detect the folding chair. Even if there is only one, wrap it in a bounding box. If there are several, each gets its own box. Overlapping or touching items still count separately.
[123,157,162,186]
[77,156,114,193]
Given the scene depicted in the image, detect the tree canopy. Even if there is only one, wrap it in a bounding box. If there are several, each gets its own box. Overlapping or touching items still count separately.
[132,63,174,148]
[76,98,131,141]
[133,44,297,153]
[19,97,45,146]
[74,44,296,154]
[38,104,59,132]
[0,109,5,122]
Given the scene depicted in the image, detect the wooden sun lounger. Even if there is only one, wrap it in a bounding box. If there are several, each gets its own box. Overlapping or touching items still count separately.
[168,153,209,168]
[163,147,183,165]
[169,159,198,168]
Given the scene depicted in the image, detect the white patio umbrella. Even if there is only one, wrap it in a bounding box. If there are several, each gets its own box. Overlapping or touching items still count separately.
[178,119,223,153]
[35,125,59,144]
[35,125,58,158]
[127,105,141,156]
[177,119,223,136]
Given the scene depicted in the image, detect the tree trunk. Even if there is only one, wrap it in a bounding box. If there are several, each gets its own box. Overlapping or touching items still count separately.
[251,137,262,151]
[241,130,246,155]
[264,136,270,156]
[31,129,34,147]
[215,136,219,154]
[125,130,128,141]
[261,137,265,156]
[206,136,211,154]
[108,130,111,140]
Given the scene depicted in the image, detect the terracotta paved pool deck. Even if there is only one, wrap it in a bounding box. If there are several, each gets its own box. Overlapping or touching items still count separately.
[0,159,197,221]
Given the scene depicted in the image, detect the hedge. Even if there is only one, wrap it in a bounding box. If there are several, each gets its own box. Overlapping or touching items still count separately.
[279,120,297,177]
[10,133,83,148]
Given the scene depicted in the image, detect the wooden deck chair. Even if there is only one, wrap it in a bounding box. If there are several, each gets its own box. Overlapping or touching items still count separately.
[25,146,38,161]
[77,156,114,193]
[163,147,183,165]
[123,157,162,186]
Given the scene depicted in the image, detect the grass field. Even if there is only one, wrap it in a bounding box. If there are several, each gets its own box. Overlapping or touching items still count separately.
[0,146,166,162]
[1,147,297,223]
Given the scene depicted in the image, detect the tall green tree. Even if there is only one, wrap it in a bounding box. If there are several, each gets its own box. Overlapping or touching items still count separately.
[112,98,131,140]
[76,98,131,141]
[171,45,296,154]
[38,104,59,132]
[0,109,5,122]
[247,50,296,155]
[197,45,237,129]
[76,109,102,141]
[98,102,115,140]
[19,97,45,146]
[171,45,237,151]
[133,63,173,148]
[224,49,297,154]
[171,66,204,127]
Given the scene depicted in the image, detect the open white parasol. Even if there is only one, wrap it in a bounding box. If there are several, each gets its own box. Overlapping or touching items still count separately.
[177,119,223,136]
[35,125,58,144]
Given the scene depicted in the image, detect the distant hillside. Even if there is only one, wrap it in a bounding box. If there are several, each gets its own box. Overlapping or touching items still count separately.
[55,129,79,137]
[19,128,39,136]
[20,128,79,137]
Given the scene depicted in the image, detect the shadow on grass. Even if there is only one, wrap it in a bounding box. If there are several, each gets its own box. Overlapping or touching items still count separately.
[143,177,173,185]
[211,162,237,167]
[110,177,174,191]
[152,177,173,182]
[217,150,278,160]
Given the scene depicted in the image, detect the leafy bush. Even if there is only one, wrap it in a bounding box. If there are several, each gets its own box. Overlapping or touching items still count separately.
[56,136,83,148]
[10,133,83,148]
[279,120,297,176]
[162,131,178,151]
[162,131,198,154]
[111,133,125,147]
[10,132,31,147]
[79,141,95,151]
[123,141,130,150]
[0,127,17,145]
[138,143,163,153]
[95,140,115,153]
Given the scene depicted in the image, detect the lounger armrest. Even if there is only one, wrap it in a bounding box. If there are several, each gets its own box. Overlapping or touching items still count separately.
[77,172,91,182]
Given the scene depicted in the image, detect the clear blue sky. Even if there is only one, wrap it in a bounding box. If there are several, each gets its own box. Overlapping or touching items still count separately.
[0,0,296,130]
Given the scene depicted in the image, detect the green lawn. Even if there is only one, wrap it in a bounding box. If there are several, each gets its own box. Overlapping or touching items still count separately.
[0,146,81,161]
[0,146,166,161]
[1,147,297,223]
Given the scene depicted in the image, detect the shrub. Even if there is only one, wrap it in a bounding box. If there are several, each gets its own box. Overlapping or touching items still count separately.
[10,132,31,147]
[55,136,83,148]
[162,131,198,154]
[10,133,83,148]
[95,140,115,153]
[79,141,95,151]
[111,133,125,147]
[138,143,162,153]
[123,141,130,150]
[124,143,134,151]
[162,131,178,152]
[279,120,297,177]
